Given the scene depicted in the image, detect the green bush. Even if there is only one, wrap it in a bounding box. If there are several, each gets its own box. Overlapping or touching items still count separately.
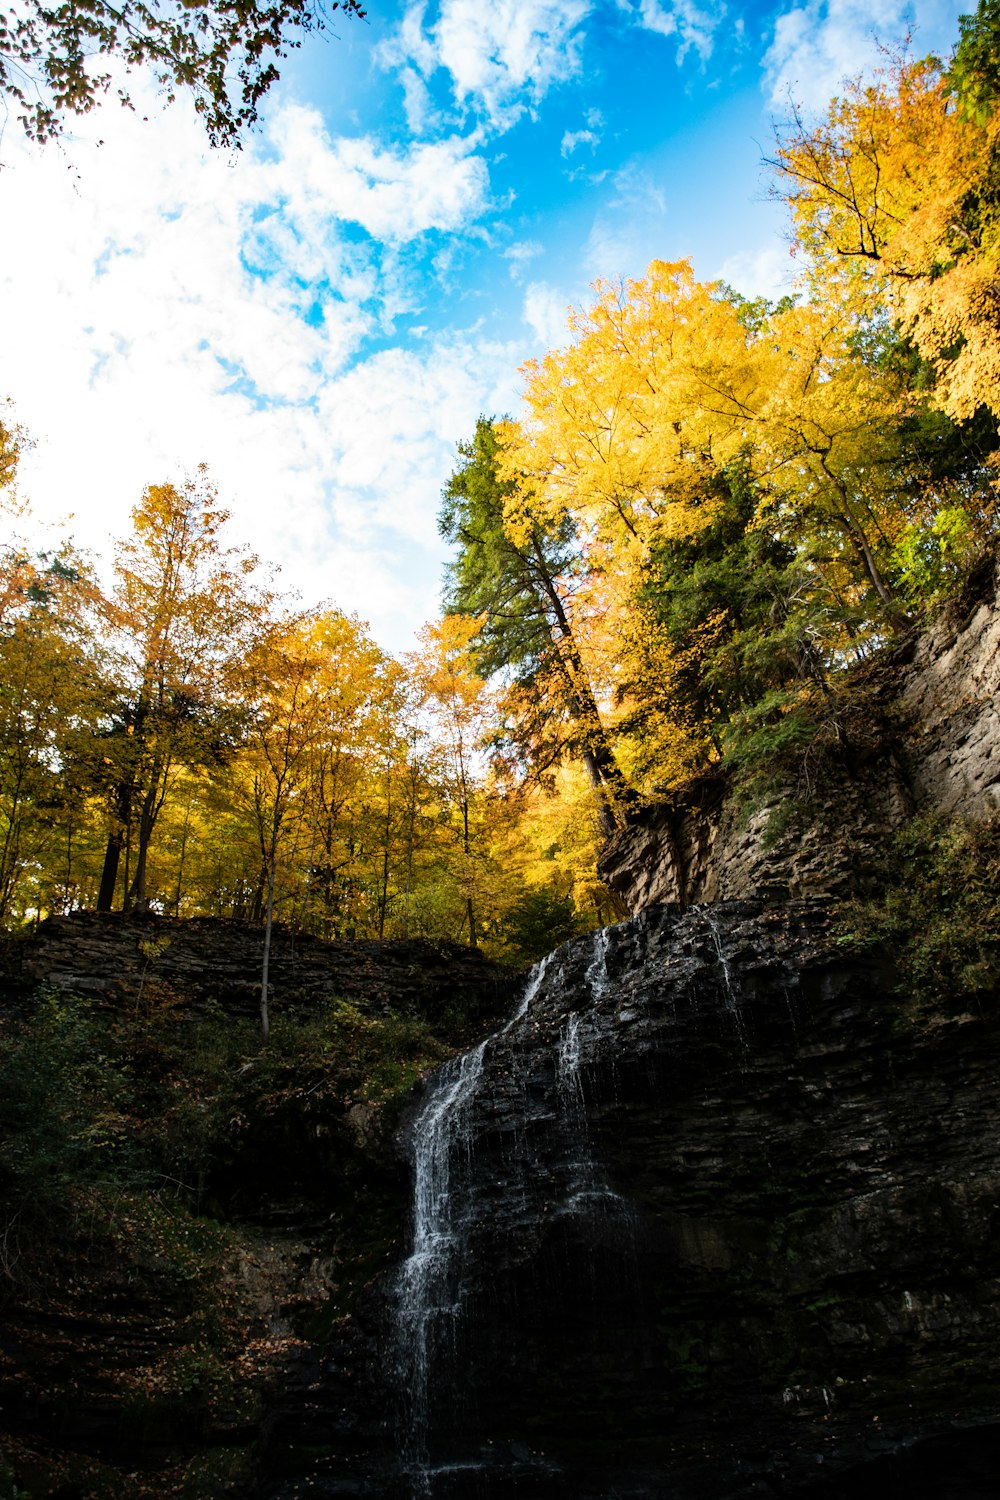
[837,813,1000,1009]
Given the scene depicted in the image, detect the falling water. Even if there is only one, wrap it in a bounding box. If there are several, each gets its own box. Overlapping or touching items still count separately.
[557,1011,583,1100]
[392,1038,489,1489]
[554,932,632,1222]
[555,1007,600,1210]
[703,910,747,1044]
[584,925,612,1001]
[392,954,553,1492]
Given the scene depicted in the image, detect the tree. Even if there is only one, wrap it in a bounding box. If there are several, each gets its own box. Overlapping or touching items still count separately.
[0,403,24,498]
[410,615,495,948]
[503,262,750,562]
[239,607,398,1035]
[296,613,401,940]
[98,473,264,913]
[948,0,1000,124]
[439,416,634,834]
[0,549,103,923]
[771,48,1000,421]
[0,0,365,146]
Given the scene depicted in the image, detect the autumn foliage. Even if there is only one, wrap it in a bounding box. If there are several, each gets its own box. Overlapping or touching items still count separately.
[1,3,999,967]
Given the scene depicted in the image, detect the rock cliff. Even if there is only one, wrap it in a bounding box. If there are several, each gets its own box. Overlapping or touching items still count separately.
[598,558,1000,912]
[264,900,1000,1498]
[0,916,514,1500]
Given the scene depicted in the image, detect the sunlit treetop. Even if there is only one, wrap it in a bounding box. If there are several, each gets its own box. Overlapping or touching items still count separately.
[771,18,1000,422]
[947,0,1000,123]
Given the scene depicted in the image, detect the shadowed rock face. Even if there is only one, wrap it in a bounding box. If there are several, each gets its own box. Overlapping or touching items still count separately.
[271,900,1000,1498]
[8,910,508,1026]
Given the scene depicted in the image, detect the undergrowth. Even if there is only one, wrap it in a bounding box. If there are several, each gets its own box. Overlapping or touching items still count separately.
[0,981,475,1497]
[836,813,1000,1010]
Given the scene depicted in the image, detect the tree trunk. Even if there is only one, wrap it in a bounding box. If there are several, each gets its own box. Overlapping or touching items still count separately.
[127,755,171,910]
[379,767,392,939]
[458,761,478,948]
[403,767,417,940]
[96,831,122,912]
[172,795,194,915]
[97,773,133,912]
[818,458,905,623]
[260,862,276,1043]
[581,749,618,836]
[528,535,635,827]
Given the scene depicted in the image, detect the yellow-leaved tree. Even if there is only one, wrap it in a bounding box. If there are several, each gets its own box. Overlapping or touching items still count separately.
[772,50,1000,420]
[409,614,496,948]
[99,472,268,913]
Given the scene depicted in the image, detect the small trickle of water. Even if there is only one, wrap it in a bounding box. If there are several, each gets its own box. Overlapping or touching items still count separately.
[557,1012,582,1102]
[505,949,554,1032]
[393,1038,489,1488]
[585,926,612,1001]
[704,911,748,1045]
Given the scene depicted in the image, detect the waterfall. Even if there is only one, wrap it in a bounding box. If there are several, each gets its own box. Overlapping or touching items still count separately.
[703,909,747,1043]
[391,1037,490,1490]
[584,924,611,1000]
[391,954,553,1493]
[381,909,774,1496]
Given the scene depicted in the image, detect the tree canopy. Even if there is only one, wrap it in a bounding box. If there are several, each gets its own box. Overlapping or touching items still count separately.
[0,0,998,983]
[435,7,1000,828]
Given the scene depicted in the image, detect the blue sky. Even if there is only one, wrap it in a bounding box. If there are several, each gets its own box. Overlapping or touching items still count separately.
[0,0,966,648]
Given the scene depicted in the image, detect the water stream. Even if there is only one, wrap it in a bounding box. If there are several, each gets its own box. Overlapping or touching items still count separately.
[390,916,738,1494]
[391,954,554,1492]
[704,909,747,1044]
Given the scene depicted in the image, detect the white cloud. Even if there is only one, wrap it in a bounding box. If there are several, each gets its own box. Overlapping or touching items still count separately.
[763,0,964,109]
[268,107,490,241]
[717,242,797,300]
[504,240,545,279]
[384,0,594,132]
[635,0,725,61]
[561,128,600,156]
[585,163,670,279]
[0,79,507,650]
[522,282,572,348]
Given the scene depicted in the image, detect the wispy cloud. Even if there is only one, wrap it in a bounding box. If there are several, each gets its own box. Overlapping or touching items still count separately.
[382,0,594,133]
[0,81,510,648]
[763,0,963,109]
[522,282,572,348]
[717,243,797,300]
[632,0,726,62]
[504,240,545,279]
[585,163,670,280]
[561,108,604,157]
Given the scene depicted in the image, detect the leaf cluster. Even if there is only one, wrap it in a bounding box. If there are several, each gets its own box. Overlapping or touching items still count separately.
[947,0,1000,124]
[0,0,365,146]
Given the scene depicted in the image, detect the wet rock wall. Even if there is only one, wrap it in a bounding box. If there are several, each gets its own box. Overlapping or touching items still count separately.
[274,901,1000,1498]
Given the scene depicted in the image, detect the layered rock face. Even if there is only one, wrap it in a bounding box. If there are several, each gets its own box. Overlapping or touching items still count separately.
[8,910,507,1026]
[275,901,1000,1498]
[599,560,1000,912]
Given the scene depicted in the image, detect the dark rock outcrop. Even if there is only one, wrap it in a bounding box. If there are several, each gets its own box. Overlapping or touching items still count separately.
[599,558,1000,912]
[4,909,509,1029]
[0,916,515,1500]
[279,901,1000,1498]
